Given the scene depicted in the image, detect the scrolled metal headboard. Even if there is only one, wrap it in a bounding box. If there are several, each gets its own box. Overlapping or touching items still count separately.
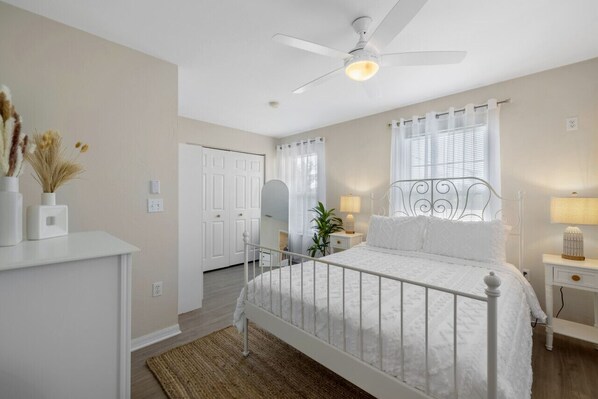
[370,177,525,270]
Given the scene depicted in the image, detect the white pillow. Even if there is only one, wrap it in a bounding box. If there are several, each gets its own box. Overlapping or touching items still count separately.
[367,215,428,251]
[422,217,507,264]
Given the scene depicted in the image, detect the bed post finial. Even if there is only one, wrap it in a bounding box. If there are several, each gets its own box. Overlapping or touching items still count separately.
[484,271,501,399]
[243,231,249,244]
[484,271,501,296]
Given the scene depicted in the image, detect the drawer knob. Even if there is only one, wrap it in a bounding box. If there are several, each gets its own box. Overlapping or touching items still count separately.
[337,240,341,245]
[571,274,581,282]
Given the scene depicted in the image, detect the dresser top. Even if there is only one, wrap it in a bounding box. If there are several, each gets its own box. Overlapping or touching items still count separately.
[543,253,598,270]
[0,231,139,272]
[330,231,364,237]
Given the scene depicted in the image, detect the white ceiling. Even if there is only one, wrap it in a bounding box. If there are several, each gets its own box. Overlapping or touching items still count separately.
[5,0,598,137]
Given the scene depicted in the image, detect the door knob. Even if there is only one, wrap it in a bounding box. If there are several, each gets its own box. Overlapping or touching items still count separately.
[216,214,221,218]
[239,213,243,217]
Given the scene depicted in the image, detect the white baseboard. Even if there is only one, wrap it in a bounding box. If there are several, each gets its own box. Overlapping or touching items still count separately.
[131,324,181,352]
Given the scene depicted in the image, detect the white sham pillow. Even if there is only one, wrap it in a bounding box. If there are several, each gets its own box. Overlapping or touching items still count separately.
[367,215,428,251]
[422,217,507,264]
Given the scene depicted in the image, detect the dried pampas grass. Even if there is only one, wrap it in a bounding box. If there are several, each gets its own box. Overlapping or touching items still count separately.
[27,130,89,193]
[0,85,35,177]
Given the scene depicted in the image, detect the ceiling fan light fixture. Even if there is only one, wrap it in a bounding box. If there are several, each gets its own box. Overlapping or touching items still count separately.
[344,50,380,81]
[345,60,379,81]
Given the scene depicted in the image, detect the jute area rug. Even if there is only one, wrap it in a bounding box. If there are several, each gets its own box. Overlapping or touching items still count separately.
[147,324,374,398]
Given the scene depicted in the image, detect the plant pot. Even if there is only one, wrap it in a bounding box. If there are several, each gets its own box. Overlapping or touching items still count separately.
[0,176,23,246]
[27,192,68,240]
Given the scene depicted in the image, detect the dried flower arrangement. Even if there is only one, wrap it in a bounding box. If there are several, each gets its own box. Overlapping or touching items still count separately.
[0,85,36,177]
[27,131,89,193]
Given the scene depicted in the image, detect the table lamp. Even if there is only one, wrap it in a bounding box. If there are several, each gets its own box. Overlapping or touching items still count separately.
[550,194,598,260]
[340,194,361,234]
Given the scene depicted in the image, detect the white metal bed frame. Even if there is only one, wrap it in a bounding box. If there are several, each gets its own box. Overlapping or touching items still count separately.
[241,177,524,399]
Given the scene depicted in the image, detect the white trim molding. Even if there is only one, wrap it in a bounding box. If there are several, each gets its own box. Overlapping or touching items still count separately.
[131,324,181,352]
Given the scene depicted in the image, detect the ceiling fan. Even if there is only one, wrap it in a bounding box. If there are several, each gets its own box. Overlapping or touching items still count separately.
[273,0,466,94]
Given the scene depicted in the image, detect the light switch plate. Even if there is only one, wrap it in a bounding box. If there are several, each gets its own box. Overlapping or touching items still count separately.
[147,198,164,213]
[150,180,161,194]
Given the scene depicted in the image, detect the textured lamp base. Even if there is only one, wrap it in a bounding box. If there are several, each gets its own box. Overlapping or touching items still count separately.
[562,226,584,261]
[561,254,585,261]
[345,214,355,234]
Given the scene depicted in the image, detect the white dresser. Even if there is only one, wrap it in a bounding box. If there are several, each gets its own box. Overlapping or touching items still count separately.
[0,231,138,399]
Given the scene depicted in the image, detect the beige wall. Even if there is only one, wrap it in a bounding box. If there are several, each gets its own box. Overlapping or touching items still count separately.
[178,117,277,180]
[0,2,179,338]
[281,57,598,325]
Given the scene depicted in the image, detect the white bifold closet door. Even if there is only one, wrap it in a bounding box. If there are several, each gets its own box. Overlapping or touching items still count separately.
[203,148,263,271]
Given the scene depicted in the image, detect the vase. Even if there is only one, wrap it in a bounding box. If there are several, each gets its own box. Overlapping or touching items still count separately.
[0,176,23,246]
[27,192,69,240]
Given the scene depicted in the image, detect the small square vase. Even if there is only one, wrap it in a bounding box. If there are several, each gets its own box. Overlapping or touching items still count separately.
[27,193,68,240]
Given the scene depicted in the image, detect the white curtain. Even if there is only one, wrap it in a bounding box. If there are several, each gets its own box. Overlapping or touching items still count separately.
[390,99,501,216]
[277,138,326,255]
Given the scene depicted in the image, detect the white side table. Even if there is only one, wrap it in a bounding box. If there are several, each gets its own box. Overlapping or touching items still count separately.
[330,232,363,253]
[543,254,598,351]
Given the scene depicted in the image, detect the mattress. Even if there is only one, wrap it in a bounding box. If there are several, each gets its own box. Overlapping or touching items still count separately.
[234,244,545,399]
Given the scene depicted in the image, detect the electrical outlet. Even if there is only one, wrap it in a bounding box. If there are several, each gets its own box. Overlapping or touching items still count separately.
[522,269,531,282]
[566,117,578,131]
[152,281,163,297]
[147,198,164,213]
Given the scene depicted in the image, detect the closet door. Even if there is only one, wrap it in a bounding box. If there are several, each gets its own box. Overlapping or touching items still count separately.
[246,155,263,249]
[229,153,264,265]
[202,148,230,271]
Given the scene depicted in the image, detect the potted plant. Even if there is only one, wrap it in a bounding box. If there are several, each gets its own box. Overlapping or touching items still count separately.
[26,130,88,240]
[307,202,343,257]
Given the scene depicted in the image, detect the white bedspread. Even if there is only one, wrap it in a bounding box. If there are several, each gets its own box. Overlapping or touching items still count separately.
[233,244,545,399]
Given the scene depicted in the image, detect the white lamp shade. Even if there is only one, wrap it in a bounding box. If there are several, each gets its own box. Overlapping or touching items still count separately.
[340,195,361,214]
[550,197,598,225]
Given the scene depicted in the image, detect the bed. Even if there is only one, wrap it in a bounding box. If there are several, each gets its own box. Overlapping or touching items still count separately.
[233,178,546,399]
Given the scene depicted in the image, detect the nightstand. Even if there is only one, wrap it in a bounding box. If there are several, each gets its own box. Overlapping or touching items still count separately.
[543,254,598,351]
[330,232,363,253]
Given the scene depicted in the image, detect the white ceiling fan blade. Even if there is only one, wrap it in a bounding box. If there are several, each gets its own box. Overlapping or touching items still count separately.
[293,67,344,94]
[381,51,467,66]
[273,34,351,60]
[365,0,428,53]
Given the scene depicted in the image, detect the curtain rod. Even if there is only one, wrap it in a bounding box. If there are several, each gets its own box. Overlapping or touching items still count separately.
[387,98,511,127]
[277,137,324,149]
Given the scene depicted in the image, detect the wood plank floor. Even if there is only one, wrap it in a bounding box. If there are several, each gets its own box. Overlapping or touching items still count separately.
[132,264,598,398]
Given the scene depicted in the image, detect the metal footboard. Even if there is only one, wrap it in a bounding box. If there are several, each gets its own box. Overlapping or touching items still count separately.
[241,232,501,399]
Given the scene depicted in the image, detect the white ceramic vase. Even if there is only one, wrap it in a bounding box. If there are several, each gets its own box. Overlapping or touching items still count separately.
[27,192,69,240]
[0,176,23,247]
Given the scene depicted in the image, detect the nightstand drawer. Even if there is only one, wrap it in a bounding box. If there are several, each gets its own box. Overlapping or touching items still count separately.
[330,232,363,252]
[332,237,349,249]
[553,266,598,289]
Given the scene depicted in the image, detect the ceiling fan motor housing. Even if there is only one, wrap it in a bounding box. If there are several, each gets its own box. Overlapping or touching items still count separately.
[346,48,379,67]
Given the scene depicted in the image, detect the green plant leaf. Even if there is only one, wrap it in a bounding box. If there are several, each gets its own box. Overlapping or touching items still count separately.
[306,202,344,257]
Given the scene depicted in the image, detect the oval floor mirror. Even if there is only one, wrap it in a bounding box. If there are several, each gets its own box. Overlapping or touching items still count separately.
[260,180,289,267]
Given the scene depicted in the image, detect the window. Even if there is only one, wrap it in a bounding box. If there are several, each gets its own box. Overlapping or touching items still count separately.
[277,138,326,254]
[390,100,501,217]
[405,111,489,180]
